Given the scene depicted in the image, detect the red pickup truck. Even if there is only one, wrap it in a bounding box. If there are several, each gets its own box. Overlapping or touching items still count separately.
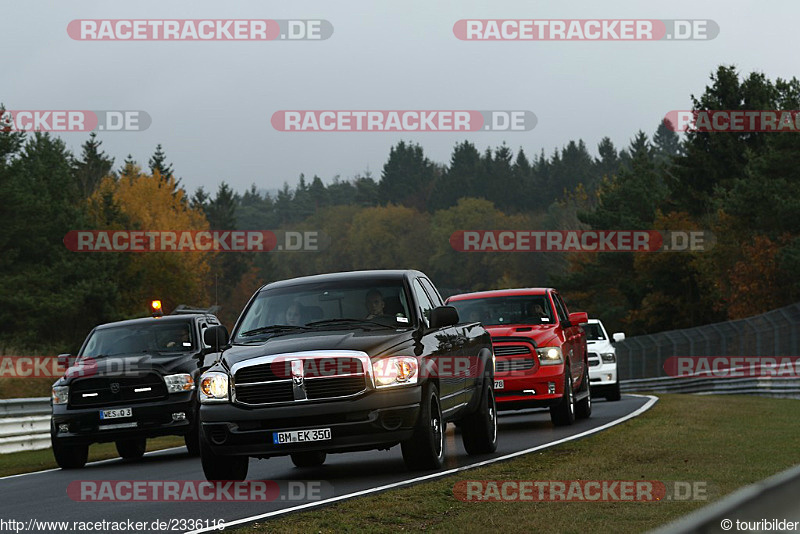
[446,288,591,426]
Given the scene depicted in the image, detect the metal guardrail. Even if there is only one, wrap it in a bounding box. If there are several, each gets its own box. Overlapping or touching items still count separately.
[0,397,51,454]
[616,302,800,380]
[650,462,800,533]
[621,375,800,399]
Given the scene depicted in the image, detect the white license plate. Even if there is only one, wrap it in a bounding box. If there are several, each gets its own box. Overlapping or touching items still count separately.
[100,407,132,420]
[273,428,331,445]
[494,380,504,390]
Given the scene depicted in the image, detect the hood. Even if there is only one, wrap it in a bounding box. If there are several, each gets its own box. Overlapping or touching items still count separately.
[586,339,614,354]
[484,324,559,347]
[221,329,411,368]
[63,352,200,382]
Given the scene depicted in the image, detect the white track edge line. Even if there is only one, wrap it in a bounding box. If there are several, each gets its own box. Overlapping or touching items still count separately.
[186,394,659,534]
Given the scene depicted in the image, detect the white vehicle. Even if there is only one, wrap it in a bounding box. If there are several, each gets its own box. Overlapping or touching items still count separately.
[582,319,625,401]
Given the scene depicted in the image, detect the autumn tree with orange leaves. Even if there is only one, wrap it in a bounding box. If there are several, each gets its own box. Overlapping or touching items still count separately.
[88,167,212,316]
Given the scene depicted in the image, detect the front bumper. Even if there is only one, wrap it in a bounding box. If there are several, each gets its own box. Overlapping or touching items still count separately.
[493,363,565,409]
[200,385,422,457]
[589,362,617,387]
[51,392,195,445]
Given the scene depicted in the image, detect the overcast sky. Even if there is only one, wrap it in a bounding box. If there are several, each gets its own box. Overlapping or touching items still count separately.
[3,0,795,195]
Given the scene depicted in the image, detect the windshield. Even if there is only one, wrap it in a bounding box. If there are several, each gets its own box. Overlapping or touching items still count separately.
[582,323,606,341]
[234,278,413,340]
[79,321,195,357]
[450,295,553,326]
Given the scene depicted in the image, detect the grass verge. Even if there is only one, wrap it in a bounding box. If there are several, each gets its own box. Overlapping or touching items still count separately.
[0,377,54,399]
[234,394,800,533]
[0,436,186,478]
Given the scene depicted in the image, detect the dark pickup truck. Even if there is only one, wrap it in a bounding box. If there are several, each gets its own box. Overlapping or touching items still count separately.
[50,311,222,469]
[198,270,497,480]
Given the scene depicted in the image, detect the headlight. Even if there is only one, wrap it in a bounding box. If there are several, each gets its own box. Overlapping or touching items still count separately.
[52,385,69,405]
[537,347,563,365]
[600,352,616,363]
[373,357,419,388]
[199,372,229,403]
[164,373,195,393]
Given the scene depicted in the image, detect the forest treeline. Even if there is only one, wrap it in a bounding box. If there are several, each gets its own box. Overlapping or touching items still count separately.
[2,65,798,352]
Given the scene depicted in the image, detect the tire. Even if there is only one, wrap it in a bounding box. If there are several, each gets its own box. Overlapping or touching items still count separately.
[550,370,576,426]
[291,451,327,468]
[460,377,498,455]
[575,365,592,420]
[184,427,200,456]
[200,439,249,481]
[606,378,622,401]
[52,439,88,469]
[115,438,146,460]
[401,382,445,470]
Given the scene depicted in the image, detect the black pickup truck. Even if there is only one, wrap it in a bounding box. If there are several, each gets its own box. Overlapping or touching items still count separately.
[198,270,497,480]
[50,310,222,468]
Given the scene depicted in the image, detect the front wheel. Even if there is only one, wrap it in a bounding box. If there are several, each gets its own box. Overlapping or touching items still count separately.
[606,378,622,401]
[401,383,444,470]
[550,370,576,426]
[115,438,146,460]
[52,439,88,469]
[460,377,498,455]
[200,439,249,481]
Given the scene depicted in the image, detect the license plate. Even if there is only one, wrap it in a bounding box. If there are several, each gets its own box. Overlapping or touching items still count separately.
[273,428,331,445]
[494,380,504,390]
[100,407,132,420]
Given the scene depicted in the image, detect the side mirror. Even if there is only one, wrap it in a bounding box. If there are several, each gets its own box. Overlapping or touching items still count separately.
[568,312,588,326]
[429,306,459,329]
[203,325,230,352]
[57,353,73,369]
[612,332,626,343]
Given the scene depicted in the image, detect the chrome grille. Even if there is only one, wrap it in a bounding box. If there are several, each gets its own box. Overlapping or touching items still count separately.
[233,354,368,406]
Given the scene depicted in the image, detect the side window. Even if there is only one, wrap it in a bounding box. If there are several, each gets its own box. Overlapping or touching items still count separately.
[554,292,571,317]
[551,292,568,323]
[419,278,443,307]
[412,279,435,327]
[199,320,211,348]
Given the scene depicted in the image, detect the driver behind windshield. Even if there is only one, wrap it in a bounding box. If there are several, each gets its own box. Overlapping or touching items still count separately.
[284,301,303,326]
[365,289,386,319]
[163,325,191,349]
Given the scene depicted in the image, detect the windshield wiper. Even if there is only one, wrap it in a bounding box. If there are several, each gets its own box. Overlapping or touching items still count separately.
[305,318,394,330]
[240,324,312,337]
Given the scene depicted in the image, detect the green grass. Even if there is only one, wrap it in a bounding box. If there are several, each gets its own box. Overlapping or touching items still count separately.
[0,377,54,399]
[232,394,800,533]
[0,436,186,478]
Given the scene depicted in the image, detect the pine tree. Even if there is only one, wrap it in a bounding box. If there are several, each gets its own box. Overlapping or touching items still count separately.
[73,132,114,198]
[119,154,138,177]
[652,120,682,164]
[148,144,174,178]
